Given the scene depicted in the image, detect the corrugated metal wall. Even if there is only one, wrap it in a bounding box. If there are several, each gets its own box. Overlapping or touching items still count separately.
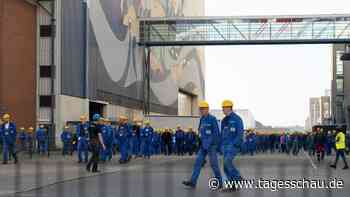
[61,0,86,98]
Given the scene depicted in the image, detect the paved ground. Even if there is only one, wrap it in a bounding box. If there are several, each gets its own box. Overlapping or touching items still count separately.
[0,152,349,197]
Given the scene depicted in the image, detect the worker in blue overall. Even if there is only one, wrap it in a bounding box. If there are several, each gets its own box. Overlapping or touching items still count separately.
[18,127,27,152]
[36,125,48,155]
[140,120,154,159]
[0,114,18,164]
[105,119,114,161]
[182,101,222,188]
[116,116,132,164]
[100,118,114,162]
[151,129,161,155]
[131,120,141,157]
[175,125,185,156]
[246,129,257,156]
[77,115,89,163]
[27,127,35,158]
[61,125,73,156]
[220,100,244,192]
[185,127,196,155]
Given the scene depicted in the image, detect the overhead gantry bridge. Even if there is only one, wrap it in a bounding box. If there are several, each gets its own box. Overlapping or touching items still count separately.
[138,14,350,46]
[138,14,350,114]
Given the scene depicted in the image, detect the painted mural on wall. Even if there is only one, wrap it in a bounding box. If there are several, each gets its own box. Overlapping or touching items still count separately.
[88,0,205,113]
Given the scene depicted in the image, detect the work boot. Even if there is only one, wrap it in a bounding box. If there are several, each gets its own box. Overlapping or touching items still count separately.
[330,164,337,169]
[86,164,91,172]
[2,161,8,165]
[343,165,349,170]
[92,164,99,173]
[182,180,196,188]
[14,158,18,164]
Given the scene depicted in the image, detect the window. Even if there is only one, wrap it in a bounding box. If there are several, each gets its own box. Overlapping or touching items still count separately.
[336,51,344,75]
[336,78,344,93]
[336,95,344,104]
[40,25,52,37]
[323,102,330,118]
[40,66,52,78]
[178,91,194,116]
[40,95,54,107]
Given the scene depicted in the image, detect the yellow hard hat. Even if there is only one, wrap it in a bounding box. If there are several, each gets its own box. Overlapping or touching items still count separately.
[119,115,128,120]
[80,115,86,121]
[144,120,150,124]
[2,113,10,120]
[177,124,181,128]
[20,127,25,130]
[222,100,234,108]
[28,127,34,131]
[64,126,69,129]
[198,101,209,108]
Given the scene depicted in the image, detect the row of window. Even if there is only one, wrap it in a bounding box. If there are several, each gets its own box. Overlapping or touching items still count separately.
[39,25,53,109]
[336,50,344,94]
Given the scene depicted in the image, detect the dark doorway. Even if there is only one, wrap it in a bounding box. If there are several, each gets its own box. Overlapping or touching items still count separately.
[89,102,105,120]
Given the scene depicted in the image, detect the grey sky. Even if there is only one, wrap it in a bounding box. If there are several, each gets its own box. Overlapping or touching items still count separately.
[204,0,350,127]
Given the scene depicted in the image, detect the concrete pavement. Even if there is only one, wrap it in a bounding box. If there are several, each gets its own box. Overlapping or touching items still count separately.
[0,153,349,197]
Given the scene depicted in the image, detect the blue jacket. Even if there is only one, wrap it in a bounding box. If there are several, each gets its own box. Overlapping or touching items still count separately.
[19,131,27,142]
[246,133,256,147]
[185,132,196,145]
[61,131,72,143]
[140,126,154,142]
[175,130,185,142]
[36,128,47,142]
[77,122,90,141]
[101,125,114,145]
[220,112,244,148]
[116,123,132,145]
[198,114,220,150]
[152,132,161,145]
[0,122,17,144]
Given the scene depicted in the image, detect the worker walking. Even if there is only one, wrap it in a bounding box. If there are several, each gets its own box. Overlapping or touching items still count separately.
[116,116,132,163]
[162,128,172,156]
[131,120,141,157]
[27,127,35,158]
[182,101,222,188]
[0,114,18,164]
[18,127,27,152]
[77,115,89,163]
[36,125,48,155]
[61,126,73,156]
[330,129,349,170]
[104,119,114,161]
[86,114,106,173]
[185,127,196,156]
[220,100,244,192]
[175,125,185,156]
[140,120,154,159]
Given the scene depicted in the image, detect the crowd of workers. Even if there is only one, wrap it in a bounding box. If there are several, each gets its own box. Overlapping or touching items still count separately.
[0,114,204,165]
[0,99,349,189]
[240,130,350,158]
